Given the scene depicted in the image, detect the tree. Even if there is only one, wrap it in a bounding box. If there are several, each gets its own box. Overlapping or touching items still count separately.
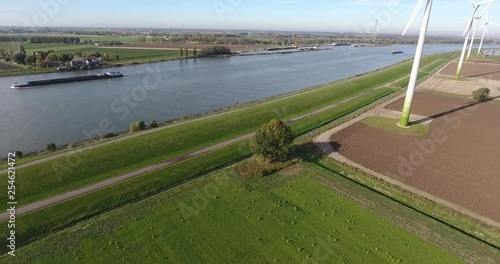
[89,51,101,58]
[199,46,231,56]
[46,143,57,151]
[61,53,73,62]
[472,88,490,102]
[36,59,47,68]
[19,45,26,54]
[25,54,36,65]
[49,52,59,62]
[130,120,146,132]
[0,49,6,59]
[252,119,294,162]
[115,54,120,61]
[185,48,189,58]
[137,120,146,130]
[149,120,158,128]
[193,46,198,58]
[13,52,26,64]
[179,47,184,58]
[14,151,23,158]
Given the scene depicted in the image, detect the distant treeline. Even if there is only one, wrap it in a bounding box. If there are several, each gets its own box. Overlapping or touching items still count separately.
[0,36,80,44]
[199,46,232,56]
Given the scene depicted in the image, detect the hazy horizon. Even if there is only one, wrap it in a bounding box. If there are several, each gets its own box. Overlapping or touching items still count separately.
[1,0,500,37]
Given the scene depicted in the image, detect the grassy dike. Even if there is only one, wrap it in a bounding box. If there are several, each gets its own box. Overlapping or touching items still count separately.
[0,87,396,253]
[0,53,450,207]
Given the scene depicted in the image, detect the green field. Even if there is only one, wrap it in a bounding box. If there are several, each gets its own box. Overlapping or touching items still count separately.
[361,116,429,136]
[6,168,462,263]
[0,88,397,252]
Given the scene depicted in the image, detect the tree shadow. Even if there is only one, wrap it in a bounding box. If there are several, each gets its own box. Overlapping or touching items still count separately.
[411,95,500,125]
[464,70,500,79]
[293,141,341,163]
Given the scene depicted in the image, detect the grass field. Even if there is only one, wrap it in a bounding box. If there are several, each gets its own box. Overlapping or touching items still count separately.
[361,116,429,136]
[0,73,401,207]
[4,168,462,263]
[0,88,396,250]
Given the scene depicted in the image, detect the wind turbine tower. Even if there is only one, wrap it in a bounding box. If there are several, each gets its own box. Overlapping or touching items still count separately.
[399,0,433,128]
[456,0,496,79]
[373,20,379,44]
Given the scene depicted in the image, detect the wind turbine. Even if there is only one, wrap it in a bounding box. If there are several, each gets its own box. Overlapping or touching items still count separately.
[477,18,490,56]
[477,11,500,56]
[456,0,496,79]
[466,15,482,63]
[399,0,433,128]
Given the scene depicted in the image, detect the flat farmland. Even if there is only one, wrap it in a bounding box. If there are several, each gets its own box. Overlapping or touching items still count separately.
[331,92,500,223]
[0,62,20,70]
[7,169,462,263]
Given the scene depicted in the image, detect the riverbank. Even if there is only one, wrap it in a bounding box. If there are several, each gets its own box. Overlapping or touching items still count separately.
[0,46,320,77]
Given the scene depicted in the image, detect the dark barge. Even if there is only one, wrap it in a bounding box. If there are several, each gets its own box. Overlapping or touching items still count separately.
[11,72,123,88]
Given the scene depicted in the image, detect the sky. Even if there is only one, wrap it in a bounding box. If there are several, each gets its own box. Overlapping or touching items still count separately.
[1,0,499,37]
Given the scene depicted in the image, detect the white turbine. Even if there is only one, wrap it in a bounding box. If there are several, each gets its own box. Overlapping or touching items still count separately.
[466,16,482,63]
[478,11,500,56]
[399,0,433,128]
[477,14,490,56]
[456,0,497,78]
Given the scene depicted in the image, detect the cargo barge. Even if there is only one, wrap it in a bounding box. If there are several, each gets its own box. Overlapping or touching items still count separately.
[11,72,123,88]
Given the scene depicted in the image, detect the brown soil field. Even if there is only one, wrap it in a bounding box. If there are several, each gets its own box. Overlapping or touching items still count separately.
[331,92,500,222]
[440,61,500,81]
[0,62,20,70]
[107,43,267,51]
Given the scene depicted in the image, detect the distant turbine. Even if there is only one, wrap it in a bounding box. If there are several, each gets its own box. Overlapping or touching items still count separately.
[456,0,496,79]
[477,11,500,56]
[466,16,482,63]
[477,18,490,56]
[399,0,433,128]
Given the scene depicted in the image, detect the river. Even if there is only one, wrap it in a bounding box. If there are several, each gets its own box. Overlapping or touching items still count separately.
[0,44,491,154]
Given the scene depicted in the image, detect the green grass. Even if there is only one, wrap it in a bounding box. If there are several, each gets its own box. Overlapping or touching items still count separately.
[0,53,448,206]
[361,116,429,136]
[4,168,462,263]
[315,159,500,249]
[0,42,93,53]
[74,35,135,43]
[0,86,396,250]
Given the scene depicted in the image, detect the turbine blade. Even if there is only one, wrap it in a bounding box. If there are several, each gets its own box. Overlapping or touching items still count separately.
[477,0,497,6]
[470,0,477,7]
[477,7,487,18]
[463,10,476,37]
[402,0,426,36]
